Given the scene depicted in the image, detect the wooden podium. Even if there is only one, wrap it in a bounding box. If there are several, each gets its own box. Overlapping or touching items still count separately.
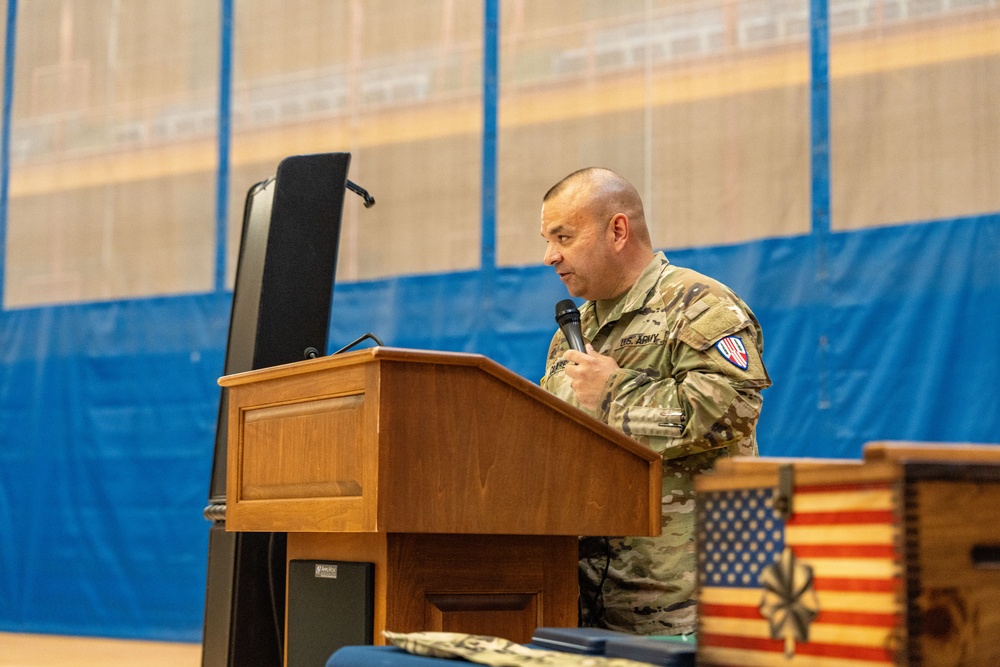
[220,347,661,652]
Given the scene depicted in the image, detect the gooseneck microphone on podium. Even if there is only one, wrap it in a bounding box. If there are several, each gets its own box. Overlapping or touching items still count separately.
[555,299,587,353]
[346,180,376,208]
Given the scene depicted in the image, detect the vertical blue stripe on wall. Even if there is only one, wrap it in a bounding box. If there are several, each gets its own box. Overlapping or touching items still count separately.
[810,0,833,418]
[481,0,498,275]
[474,0,500,350]
[810,0,831,239]
[0,0,18,308]
[215,0,234,293]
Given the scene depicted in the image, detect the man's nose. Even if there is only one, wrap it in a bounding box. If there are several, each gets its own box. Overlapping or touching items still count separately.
[543,243,560,266]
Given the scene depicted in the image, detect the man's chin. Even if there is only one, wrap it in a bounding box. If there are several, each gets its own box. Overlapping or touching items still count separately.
[558,276,576,292]
[558,274,590,299]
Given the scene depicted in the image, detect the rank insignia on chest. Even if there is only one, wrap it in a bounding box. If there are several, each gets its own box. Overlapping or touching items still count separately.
[715,335,749,370]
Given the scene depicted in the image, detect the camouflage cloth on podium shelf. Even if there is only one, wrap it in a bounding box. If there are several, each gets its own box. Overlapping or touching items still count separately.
[382,632,653,667]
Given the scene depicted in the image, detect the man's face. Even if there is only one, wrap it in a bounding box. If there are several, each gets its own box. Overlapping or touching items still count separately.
[540,190,618,301]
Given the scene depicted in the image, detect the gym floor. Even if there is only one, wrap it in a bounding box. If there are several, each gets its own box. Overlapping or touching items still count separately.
[0,633,201,666]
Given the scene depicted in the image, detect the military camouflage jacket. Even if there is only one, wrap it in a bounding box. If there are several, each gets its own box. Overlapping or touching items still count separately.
[541,251,771,635]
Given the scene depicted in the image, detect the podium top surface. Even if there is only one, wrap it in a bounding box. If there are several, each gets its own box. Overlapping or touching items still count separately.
[220,346,660,462]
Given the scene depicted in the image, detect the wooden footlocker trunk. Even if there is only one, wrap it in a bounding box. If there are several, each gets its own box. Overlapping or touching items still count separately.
[694,443,1000,667]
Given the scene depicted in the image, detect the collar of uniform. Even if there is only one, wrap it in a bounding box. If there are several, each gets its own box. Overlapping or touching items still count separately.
[580,252,670,339]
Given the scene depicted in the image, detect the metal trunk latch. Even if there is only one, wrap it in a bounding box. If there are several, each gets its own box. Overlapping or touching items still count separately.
[773,463,794,519]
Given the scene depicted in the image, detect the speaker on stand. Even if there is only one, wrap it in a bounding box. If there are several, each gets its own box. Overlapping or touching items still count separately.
[201,153,374,667]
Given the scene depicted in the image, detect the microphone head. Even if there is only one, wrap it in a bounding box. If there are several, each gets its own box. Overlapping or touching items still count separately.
[554,299,581,326]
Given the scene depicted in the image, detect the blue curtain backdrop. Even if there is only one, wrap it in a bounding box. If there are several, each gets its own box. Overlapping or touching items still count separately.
[1,0,999,643]
[2,218,998,640]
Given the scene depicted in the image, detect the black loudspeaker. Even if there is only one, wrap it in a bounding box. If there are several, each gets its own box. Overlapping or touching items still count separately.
[202,526,287,667]
[286,561,375,667]
[202,153,351,667]
[209,153,350,504]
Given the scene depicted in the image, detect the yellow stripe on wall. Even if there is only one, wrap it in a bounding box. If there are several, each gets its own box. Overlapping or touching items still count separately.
[8,17,999,197]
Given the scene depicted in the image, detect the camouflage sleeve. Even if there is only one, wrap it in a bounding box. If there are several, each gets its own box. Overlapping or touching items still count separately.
[598,354,764,461]
[597,298,770,461]
[539,331,580,409]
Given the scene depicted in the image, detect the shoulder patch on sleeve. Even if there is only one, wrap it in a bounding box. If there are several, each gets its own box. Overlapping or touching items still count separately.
[715,335,749,370]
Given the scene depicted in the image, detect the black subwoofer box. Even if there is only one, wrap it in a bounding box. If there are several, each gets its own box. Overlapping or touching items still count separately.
[286,560,375,667]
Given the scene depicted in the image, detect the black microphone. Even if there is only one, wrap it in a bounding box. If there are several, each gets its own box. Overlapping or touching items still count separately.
[555,299,587,353]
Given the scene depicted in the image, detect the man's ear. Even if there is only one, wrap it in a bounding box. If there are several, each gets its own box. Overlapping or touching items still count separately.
[610,213,630,249]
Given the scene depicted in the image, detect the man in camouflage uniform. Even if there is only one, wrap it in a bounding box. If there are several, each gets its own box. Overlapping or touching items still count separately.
[539,168,771,635]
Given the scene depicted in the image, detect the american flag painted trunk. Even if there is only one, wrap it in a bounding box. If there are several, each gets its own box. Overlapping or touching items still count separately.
[695,450,1000,666]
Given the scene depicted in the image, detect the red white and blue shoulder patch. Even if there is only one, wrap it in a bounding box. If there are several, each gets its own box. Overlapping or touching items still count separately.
[715,335,749,370]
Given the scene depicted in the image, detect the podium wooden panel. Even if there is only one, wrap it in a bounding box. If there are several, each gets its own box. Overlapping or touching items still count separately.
[220,347,661,652]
